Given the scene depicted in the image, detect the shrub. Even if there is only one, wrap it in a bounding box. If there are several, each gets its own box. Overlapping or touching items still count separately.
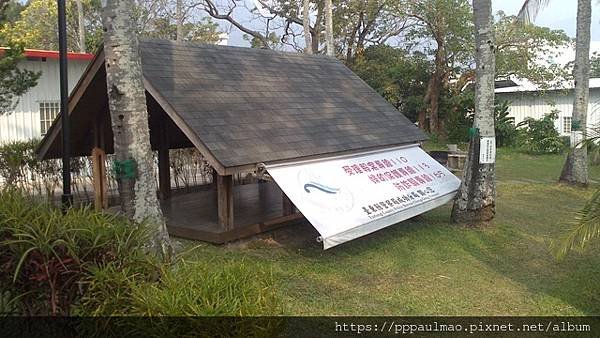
[0,189,155,315]
[494,101,518,147]
[75,258,279,316]
[443,98,518,147]
[516,111,566,154]
[0,190,280,323]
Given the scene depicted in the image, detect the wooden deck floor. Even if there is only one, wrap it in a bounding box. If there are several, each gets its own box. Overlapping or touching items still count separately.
[160,181,304,243]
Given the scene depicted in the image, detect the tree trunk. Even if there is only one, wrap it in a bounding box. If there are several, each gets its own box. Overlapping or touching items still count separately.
[428,41,446,137]
[302,0,312,54]
[176,0,184,42]
[324,0,334,57]
[76,0,86,52]
[451,0,496,225]
[101,0,173,258]
[559,0,590,186]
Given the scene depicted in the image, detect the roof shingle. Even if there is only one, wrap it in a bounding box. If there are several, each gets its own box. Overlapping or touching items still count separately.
[139,39,426,168]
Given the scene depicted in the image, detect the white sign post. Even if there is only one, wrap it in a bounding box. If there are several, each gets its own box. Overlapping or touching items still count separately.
[267,145,461,249]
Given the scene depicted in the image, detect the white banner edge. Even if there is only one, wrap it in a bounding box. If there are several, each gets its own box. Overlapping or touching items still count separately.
[322,191,458,250]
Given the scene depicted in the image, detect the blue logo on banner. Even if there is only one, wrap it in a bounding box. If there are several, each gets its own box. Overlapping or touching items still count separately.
[303,182,339,194]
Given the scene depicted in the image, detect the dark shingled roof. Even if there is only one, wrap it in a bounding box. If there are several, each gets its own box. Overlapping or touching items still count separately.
[139,39,426,168]
[37,39,426,170]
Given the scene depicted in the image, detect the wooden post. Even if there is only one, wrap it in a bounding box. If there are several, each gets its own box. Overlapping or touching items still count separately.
[282,193,294,216]
[158,118,171,200]
[217,174,234,230]
[212,168,218,188]
[91,147,108,211]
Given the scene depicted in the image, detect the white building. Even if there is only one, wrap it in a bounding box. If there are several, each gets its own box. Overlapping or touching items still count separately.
[495,78,600,136]
[0,48,93,143]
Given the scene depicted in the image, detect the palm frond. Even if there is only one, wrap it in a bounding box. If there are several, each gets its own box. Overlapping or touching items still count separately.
[553,188,600,259]
[515,0,550,24]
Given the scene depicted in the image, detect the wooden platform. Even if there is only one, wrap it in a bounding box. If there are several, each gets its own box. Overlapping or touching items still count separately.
[160,181,304,243]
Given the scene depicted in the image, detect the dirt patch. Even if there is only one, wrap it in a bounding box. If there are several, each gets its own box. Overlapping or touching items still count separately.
[226,220,321,250]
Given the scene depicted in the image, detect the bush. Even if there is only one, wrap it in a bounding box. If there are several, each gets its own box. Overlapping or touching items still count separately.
[75,259,279,317]
[516,111,566,154]
[0,190,280,321]
[494,101,518,147]
[443,98,518,147]
[0,189,155,315]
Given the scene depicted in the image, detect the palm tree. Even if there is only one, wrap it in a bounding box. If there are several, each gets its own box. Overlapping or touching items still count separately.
[516,0,590,186]
[558,0,590,186]
[451,0,496,225]
[517,0,595,256]
[101,0,173,259]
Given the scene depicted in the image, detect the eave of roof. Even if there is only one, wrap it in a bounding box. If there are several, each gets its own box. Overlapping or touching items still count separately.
[37,39,426,175]
[0,47,94,61]
[495,78,600,94]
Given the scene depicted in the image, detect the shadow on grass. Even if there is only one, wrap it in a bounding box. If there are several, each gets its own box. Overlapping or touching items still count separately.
[453,203,600,315]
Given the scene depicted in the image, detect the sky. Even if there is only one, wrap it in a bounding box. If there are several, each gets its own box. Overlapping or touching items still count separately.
[225,0,600,47]
[492,0,600,40]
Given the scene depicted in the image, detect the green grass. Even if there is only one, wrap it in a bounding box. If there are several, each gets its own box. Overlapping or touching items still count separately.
[179,148,600,316]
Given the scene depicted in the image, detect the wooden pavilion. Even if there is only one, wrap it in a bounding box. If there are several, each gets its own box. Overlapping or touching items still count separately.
[37,39,426,244]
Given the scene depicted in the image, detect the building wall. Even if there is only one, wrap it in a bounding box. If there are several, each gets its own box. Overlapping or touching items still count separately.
[496,88,600,135]
[0,58,90,143]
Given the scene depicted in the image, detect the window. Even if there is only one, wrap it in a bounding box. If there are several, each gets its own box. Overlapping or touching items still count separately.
[39,101,60,136]
[563,116,572,135]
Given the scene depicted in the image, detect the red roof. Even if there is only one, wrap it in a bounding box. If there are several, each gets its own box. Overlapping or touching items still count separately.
[0,47,94,61]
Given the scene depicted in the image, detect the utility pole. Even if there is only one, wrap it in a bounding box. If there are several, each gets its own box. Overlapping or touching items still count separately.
[58,0,72,209]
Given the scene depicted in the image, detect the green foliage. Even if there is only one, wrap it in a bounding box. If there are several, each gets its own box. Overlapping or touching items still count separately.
[0,43,41,113]
[441,90,474,144]
[0,190,156,315]
[494,11,571,87]
[553,188,600,259]
[79,259,278,316]
[0,0,103,52]
[244,31,281,49]
[0,139,61,198]
[0,0,25,27]
[0,190,280,318]
[442,96,517,147]
[516,111,566,154]
[351,45,430,122]
[494,100,518,147]
[402,0,474,70]
[591,52,600,78]
[144,17,223,43]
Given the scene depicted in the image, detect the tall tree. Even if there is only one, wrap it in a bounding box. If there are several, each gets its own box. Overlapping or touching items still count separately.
[76,0,86,52]
[302,0,312,53]
[176,0,183,42]
[400,0,473,137]
[100,0,173,258]
[559,0,590,186]
[324,0,334,56]
[451,0,496,224]
[0,0,103,52]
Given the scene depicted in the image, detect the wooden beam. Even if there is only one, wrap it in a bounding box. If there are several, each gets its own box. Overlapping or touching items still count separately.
[37,50,106,160]
[158,116,171,200]
[282,192,294,216]
[212,168,218,190]
[217,174,234,230]
[91,147,108,211]
[143,78,227,175]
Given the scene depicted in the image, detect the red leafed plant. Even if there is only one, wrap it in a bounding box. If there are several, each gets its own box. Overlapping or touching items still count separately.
[0,189,153,315]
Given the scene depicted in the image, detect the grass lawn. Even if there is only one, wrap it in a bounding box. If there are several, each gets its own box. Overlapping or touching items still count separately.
[180,148,600,316]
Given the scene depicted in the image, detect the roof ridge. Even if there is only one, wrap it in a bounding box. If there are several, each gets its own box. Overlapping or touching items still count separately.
[139,38,336,61]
